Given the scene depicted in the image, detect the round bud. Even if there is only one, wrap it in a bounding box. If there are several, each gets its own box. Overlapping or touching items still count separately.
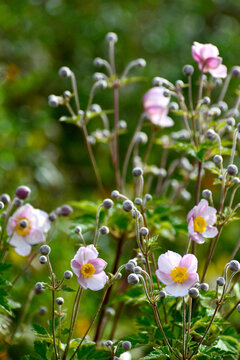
[0,201,4,210]
[38,306,47,315]
[169,102,179,111]
[99,226,109,235]
[87,136,96,145]
[93,72,106,81]
[159,290,166,299]
[141,258,146,265]
[152,77,163,86]
[132,209,140,219]
[34,282,44,294]
[132,167,143,177]
[134,197,142,206]
[125,262,135,272]
[144,194,152,202]
[111,190,119,200]
[133,266,142,274]
[40,245,51,256]
[237,123,240,132]
[116,272,122,279]
[105,307,115,316]
[205,129,216,140]
[218,175,223,180]
[19,219,28,228]
[14,198,22,207]
[1,211,6,219]
[140,227,149,236]
[56,297,64,306]
[209,106,221,117]
[49,213,57,222]
[237,303,240,312]
[176,80,184,88]
[213,155,223,165]
[106,32,118,43]
[227,164,238,176]
[136,58,146,67]
[202,189,212,200]
[105,340,113,347]
[93,57,104,67]
[137,253,143,259]
[182,64,194,76]
[123,200,133,212]
[216,276,225,286]
[118,120,127,130]
[103,199,113,209]
[213,78,222,86]
[59,205,73,216]
[90,104,102,113]
[233,177,240,184]
[127,273,139,285]
[0,194,10,205]
[163,89,170,97]
[58,66,71,78]
[63,90,71,99]
[202,96,211,105]
[15,186,31,200]
[227,117,235,126]
[228,260,240,272]
[188,287,199,298]
[231,66,240,78]
[39,256,47,265]
[113,357,120,360]
[74,226,81,234]
[64,270,73,279]
[218,101,228,112]
[48,95,59,108]
[200,283,209,291]
[96,80,107,89]
[135,132,148,145]
[122,341,132,351]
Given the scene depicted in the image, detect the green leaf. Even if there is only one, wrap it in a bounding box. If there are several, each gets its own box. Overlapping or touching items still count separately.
[61,285,76,292]
[140,346,171,359]
[32,323,48,335]
[34,340,47,359]
[0,264,11,272]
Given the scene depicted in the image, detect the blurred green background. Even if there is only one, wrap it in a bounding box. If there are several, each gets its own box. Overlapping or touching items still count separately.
[1,1,240,358]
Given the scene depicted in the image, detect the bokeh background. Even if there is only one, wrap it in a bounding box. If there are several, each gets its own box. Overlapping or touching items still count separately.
[1,1,240,358]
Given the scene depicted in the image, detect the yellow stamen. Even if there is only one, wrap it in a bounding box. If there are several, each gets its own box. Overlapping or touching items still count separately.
[81,263,96,278]
[170,266,189,283]
[193,216,207,233]
[15,217,31,237]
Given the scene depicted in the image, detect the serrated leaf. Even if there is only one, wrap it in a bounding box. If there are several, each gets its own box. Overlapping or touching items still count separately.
[34,340,47,359]
[32,323,48,335]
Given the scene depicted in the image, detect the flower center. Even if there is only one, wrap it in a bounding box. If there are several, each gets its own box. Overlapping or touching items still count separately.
[193,216,207,233]
[15,217,31,237]
[170,266,189,283]
[80,263,96,278]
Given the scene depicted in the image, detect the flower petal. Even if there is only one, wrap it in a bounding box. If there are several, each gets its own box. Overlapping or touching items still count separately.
[8,234,32,256]
[25,228,45,245]
[179,254,198,273]
[202,226,218,238]
[86,271,107,291]
[165,273,199,297]
[157,251,182,274]
[73,245,99,266]
[77,275,88,290]
[204,57,222,70]
[89,258,107,274]
[156,269,175,286]
[209,64,227,78]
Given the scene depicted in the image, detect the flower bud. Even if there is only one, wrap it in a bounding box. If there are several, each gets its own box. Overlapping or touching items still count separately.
[0,194,10,205]
[39,255,47,264]
[132,167,143,177]
[137,253,143,259]
[182,64,194,76]
[227,164,238,176]
[93,72,106,81]
[105,307,115,316]
[14,198,23,207]
[231,66,240,78]
[59,205,73,216]
[0,201,4,210]
[213,155,223,165]
[63,90,71,99]
[218,101,228,112]
[135,132,148,145]
[111,190,119,200]
[228,260,240,272]
[40,245,51,256]
[233,177,240,184]
[159,290,166,299]
[106,32,118,43]
[175,80,184,88]
[169,102,179,111]
[125,262,135,272]
[123,200,133,212]
[48,95,59,108]
[74,226,81,234]
[227,117,235,126]
[118,120,127,130]
[133,266,142,274]
[237,303,240,312]
[237,123,240,132]
[202,96,210,105]
[87,136,96,145]
[152,77,165,86]
[132,209,140,219]
[122,341,132,351]
[99,226,109,235]
[58,66,71,78]
[216,276,225,286]
[105,340,113,347]
[116,272,122,279]
[93,57,105,67]
[140,227,149,236]
[205,129,216,140]
[163,89,170,97]
[49,213,57,222]
[200,283,209,291]
[56,297,64,305]
[34,282,44,294]
[38,306,47,315]
[144,194,152,202]
[188,287,199,298]
[209,106,221,117]
[127,273,139,285]
[202,189,212,200]
[15,186,31,200]
[103,199,113,209]
[136,58,146,67]
[96,80,107,89]
[134,197,142,206]
[64,270,73,279]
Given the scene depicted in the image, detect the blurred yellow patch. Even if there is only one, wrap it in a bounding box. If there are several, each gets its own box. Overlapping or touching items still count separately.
[75,316,90,337]
[8,247,25,265]
[5,64,21,81]
[26,130,46,149]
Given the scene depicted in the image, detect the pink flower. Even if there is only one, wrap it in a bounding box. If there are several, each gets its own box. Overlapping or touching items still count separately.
[7,204,51,256]
[192,42,227,78]
[71,245,107,291]
[187,199,218,244]
[156,251,199,297]
[143,87,174,127]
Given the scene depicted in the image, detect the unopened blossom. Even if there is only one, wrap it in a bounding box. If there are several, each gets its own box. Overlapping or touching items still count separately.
[143,87,174,127]
[7,204,51,256]
[192,42,227,78]
[156,251,199,297]
[187,199,218,244]
[71,245,107,291]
